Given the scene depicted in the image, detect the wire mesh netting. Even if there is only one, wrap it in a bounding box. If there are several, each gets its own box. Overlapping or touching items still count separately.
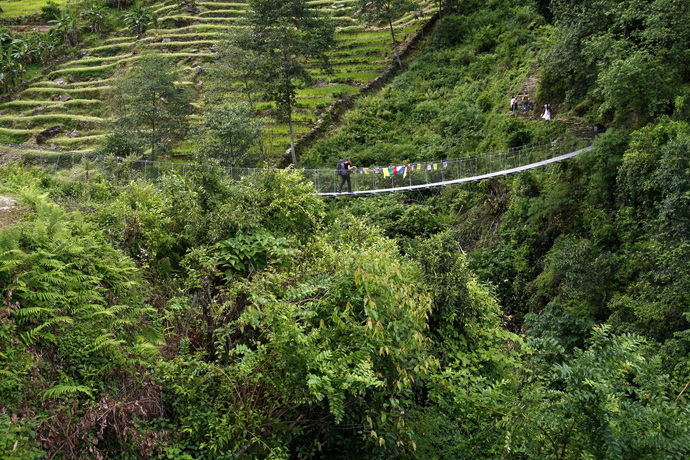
[0,136,592,195]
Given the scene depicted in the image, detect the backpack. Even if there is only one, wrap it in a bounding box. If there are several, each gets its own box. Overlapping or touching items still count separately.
[337,160,346,176]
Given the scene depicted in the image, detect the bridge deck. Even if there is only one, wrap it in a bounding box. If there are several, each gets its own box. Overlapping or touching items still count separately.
[319,145,594,196]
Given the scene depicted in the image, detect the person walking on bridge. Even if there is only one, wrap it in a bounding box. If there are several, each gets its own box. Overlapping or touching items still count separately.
[337,157,356,193]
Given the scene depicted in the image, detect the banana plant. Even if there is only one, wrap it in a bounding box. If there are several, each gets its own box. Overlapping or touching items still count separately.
[0,48,17,90]
[10,39,28,68]
[49,12,80,47]
[123,8,153,39]
[81,3,107,34]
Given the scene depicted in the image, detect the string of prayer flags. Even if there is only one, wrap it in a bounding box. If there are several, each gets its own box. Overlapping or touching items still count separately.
[353,160,453,175]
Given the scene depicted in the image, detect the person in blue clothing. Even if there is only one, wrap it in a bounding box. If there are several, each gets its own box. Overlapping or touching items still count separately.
[337,157,356,193]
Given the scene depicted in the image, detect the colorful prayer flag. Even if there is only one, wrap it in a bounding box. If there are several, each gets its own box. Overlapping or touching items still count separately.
[383,167,390,178]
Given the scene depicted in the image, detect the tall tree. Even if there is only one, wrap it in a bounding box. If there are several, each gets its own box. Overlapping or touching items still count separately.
[240,0,335,164]
[199,102,265,167]
[206,39,265,107]
[115,54,192,159]
[357,0,420,68]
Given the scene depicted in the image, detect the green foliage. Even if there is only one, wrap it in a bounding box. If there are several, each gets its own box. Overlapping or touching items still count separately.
[98,126,146,157]
[49,11,80,47]
[3,0,690,456]
[157,216,434,457]
[114,54,193,159]
[41,0,61,21]
[214,232,296,278]
[42,383,94,400]
[505,326,690,459]
[432,15,467,49]
[302,8,562,168]
[0,414,44,460]
[81,3,108,34]
[198,102,265,167]
[528,235,618,319]
[543,0,690,125]
[406,230,523,457]
[124,7,154,38]
[206,40,266,106]
[0,191,159,403]
[356,0,419,67]
[238,0,335,163]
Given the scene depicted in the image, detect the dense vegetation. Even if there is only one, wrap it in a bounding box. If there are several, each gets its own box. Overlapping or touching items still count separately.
[2,0,690,458]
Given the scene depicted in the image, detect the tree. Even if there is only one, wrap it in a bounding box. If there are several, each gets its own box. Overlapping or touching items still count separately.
[115,54,192,159]
[199,102,265,167]
[542,0,690,125]
[500,325,690,459]
[123,7,153,38]
[206,40,265,107]
[356,0,420,68]
[81,3,108,34]
[239,0,335,164]
[49,11,80,47]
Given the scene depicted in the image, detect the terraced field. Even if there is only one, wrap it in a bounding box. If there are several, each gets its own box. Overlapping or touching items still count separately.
[0,0,70,18]
[0,0,435,156]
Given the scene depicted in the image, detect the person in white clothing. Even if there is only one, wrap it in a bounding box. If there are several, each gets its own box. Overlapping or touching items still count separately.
[541,103,551,120]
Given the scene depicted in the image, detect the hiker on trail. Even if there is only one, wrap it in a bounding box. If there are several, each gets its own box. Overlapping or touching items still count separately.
[510,96,518,114]
[523,95,529,113]
[541,103,551,121]
[337,157,356,193]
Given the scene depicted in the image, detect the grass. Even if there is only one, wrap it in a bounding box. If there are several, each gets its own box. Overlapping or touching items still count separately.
[1,0,435,158]
[49,63,120,79]
[0,113,106,128]
[297,85,359,97]
[0,99,103,114]
[0,0,69,18]
[85,44,129,57]
[56,133,108,148]
[19,87,112,100]
[0,128,32,143]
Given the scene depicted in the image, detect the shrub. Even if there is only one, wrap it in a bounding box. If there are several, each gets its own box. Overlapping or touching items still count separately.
[41,0,61,21]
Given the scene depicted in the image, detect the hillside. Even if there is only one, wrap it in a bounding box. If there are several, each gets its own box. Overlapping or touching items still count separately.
[0,0,435,157]
[2,0,690,458]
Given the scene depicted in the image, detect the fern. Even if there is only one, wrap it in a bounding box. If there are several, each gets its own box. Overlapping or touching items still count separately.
[20,316,73,345]
[13,307,51,318]
[42,384,93,400]
[138,326,165,346]
[86,333,124,353]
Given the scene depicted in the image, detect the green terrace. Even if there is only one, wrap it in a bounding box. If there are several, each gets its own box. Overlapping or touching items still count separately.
[16,87,112,100]
[0,0,69,18]
[0,0,435,153]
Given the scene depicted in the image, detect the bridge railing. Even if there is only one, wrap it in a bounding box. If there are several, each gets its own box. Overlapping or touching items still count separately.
[305,136,590,195]
[0,135,589,193]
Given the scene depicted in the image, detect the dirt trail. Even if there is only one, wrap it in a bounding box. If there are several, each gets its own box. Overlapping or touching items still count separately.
[4,24,51,33]
[0,195,19,230]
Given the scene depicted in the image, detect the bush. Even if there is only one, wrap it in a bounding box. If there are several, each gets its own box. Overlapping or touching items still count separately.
[432,15,467,48]
[40,0,60,21]
[98,127,145,157]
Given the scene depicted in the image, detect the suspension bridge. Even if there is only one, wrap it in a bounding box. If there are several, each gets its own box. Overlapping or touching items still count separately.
[0,136,594,196]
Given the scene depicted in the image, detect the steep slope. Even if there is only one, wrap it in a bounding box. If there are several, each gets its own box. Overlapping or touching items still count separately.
[0,0,436,155]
